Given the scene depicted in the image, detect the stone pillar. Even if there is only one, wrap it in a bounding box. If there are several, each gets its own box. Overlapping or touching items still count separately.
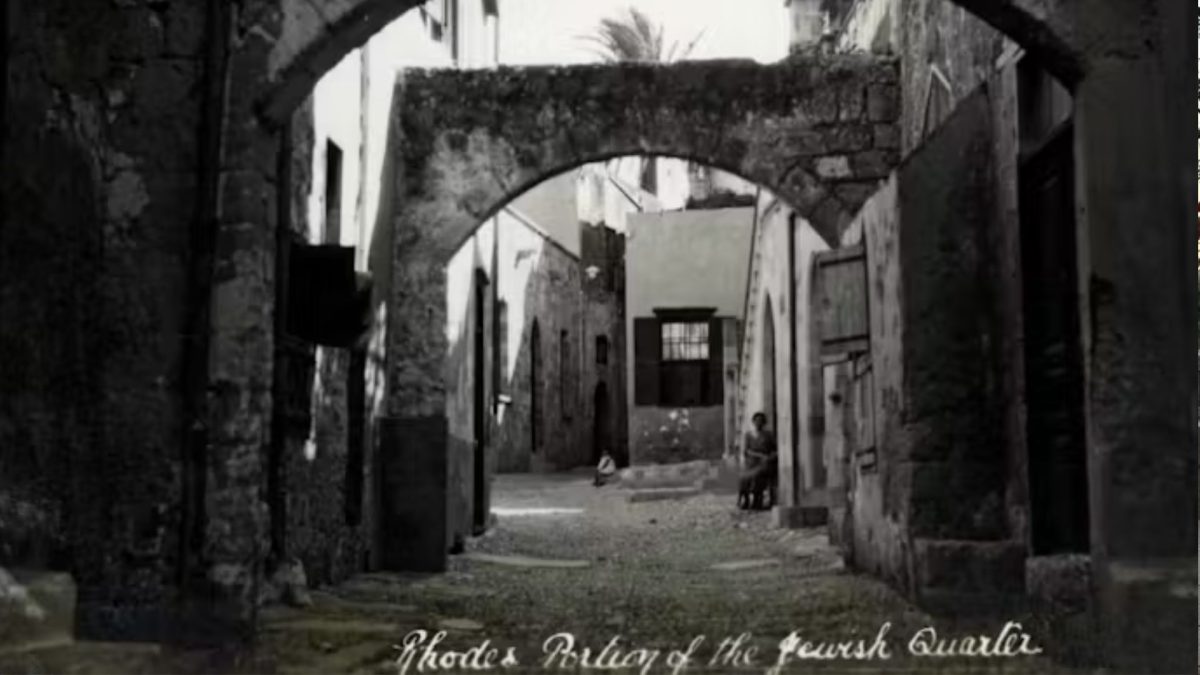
[1072,30,1197,673]
[378,247,451,572]
[183,0,286,643]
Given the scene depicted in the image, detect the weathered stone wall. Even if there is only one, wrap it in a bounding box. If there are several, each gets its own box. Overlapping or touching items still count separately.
[629,407,727,465]
[283,348,368,585]
[2,0,210,640]
[833,68,1025,602]
[896,0,1011,156]
[837,177,910,592]
[460,211,585,477]
[580,221,628,467]
[278,83,371,589]
[392,58,902,253]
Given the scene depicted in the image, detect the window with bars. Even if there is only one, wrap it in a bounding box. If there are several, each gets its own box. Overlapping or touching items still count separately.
[633,312,724,408]
[661,322,709,361]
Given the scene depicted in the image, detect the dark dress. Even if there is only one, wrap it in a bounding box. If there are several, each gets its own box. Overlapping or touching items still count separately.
[743,429,778,509]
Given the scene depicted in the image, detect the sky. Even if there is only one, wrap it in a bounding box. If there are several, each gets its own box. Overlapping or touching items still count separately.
[498,0,791,65]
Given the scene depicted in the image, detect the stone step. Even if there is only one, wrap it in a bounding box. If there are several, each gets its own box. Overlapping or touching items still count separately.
[459,553,590,569]
[0,569,75,653]
[627,487,702,503]
[618,460,721,489]
[710,559,781,572]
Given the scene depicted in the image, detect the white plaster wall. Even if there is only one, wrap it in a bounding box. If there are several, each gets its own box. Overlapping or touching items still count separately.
[305,53,363,246]
[740,197,794,500]
[625,207,754,320]
[508,171,581,255]
[737,190,830,507]
[307,7,496,271]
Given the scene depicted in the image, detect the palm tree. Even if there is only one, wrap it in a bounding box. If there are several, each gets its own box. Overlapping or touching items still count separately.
[582,7,704,64]
[583,8,706,194]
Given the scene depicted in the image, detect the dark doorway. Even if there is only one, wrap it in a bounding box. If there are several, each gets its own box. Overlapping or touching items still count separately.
[1019,100,1088,554]
[344,348,366,527]
[473,271,489,533]
[531,320,541,455]
[761,295,778,429]
[593,382,610,464]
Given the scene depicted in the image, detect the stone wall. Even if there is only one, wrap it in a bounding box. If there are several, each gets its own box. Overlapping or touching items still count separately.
[836,177,910,591]
[629,407,727,465]
[831,66,1025,602]
[478,211,587,476]
[2,0,210,640]
[896,0,1011,156]
[278,82,372,588]
[580,221,628,467]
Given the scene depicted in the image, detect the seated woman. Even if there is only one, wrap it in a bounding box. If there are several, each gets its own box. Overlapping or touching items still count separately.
[741,411,778,511]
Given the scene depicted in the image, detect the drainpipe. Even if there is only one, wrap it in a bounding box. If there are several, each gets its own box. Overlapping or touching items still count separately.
[178,0,231,603]
[788,212,802,505]
[740,188,762,362]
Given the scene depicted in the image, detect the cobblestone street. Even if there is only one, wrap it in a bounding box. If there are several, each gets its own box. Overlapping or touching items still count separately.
[1,473,1092,675]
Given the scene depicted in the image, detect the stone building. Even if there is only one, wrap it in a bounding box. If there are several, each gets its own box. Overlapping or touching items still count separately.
[626,206,753,465]
[266,1,502,588]
[1,0,1193,670]
[731,0,1195,668]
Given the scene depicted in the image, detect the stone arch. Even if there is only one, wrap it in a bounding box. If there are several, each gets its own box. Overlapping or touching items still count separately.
[390,57,902,259]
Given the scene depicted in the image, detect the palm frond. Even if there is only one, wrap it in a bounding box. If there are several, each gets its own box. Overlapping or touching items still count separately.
[581,6,705,63]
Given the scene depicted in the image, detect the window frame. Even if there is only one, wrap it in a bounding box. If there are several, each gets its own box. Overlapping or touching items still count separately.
[660,320,710,362]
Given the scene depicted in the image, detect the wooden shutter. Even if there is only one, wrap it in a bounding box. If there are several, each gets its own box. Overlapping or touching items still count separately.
[706,318,724,405]
[813,244,869,360]
[287,242,370,347]
[633,318,661,406]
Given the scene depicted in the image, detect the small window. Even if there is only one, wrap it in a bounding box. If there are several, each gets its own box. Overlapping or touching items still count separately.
[495,301,508,398]
[323,140,343,245]
[596,335,609,366]
[661,322,709,361]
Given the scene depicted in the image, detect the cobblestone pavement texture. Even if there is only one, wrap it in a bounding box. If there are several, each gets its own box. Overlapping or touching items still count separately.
[1,472,1087,674]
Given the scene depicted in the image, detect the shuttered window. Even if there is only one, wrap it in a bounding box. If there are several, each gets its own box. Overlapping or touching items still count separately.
[634,313,724,407]
[813,244,869,361]
[633,318,661,406]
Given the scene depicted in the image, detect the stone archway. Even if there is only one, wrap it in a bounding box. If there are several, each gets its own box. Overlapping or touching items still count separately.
[376,56,901,572]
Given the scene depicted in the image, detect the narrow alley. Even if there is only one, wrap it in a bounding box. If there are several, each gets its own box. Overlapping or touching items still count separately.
[2,0,1194,672]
